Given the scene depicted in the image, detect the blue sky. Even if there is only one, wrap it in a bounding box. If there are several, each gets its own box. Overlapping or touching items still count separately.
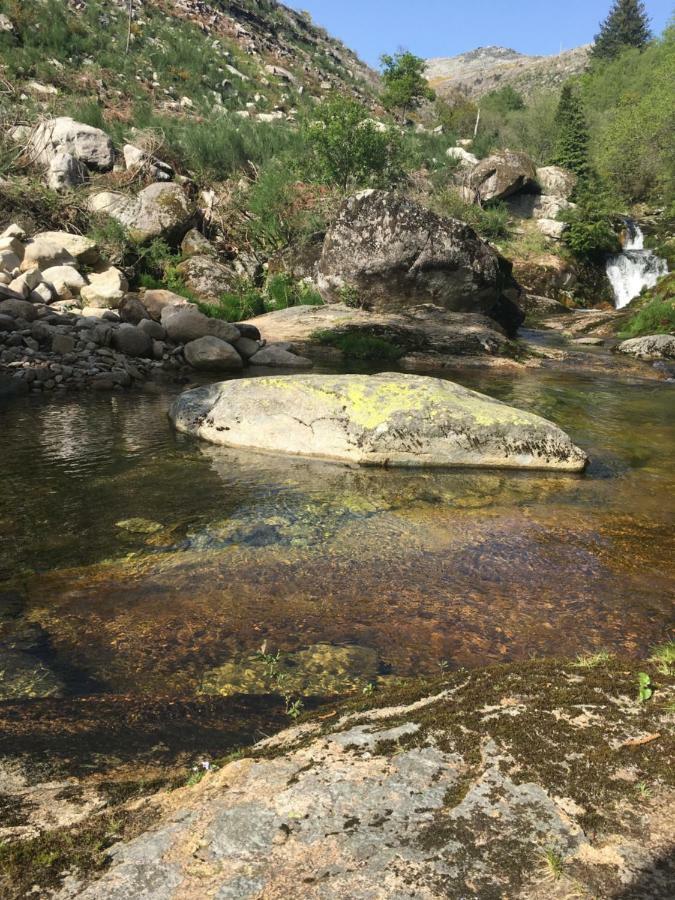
[292,1,674,66]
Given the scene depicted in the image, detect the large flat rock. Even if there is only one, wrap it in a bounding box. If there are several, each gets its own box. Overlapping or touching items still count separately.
[243,302,509,358]
[169,373,587,471]
[59,659,675,900]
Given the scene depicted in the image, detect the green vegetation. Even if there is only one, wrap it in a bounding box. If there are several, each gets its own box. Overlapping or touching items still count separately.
[437,191,511,241]
[573,649,613,669]
[586,29,675,203]
[649,641,675,676]
[198,274,323,323]
[619,273,675,337]
[380,50,435,116]
[552,84,590,182]
[592,0,652,60]
[315,330,405,362]
[0,807,157,898]
[637,671,653,702]
[481,85,526,114]
[542,847,565,880]
[560,191,621,257]
[303,95,403,191]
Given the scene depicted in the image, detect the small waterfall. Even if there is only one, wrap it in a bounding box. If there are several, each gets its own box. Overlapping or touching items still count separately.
[606,220,668,309]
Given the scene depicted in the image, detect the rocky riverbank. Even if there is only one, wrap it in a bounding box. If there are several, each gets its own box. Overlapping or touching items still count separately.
[1,655,672,899]
[0,226,316,398]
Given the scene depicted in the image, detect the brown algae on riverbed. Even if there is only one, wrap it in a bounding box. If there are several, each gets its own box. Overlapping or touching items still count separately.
[1,366,674,700]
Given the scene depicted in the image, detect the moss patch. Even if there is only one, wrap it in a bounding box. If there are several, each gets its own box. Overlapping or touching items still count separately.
[0,805,159,900]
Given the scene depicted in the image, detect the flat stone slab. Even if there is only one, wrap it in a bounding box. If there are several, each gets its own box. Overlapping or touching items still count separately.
[169,373,588,471]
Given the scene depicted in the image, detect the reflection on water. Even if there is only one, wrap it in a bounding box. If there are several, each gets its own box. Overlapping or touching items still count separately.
[1,367,673,700]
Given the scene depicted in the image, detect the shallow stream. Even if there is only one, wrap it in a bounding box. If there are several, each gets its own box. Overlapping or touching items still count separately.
[1,359,673,702]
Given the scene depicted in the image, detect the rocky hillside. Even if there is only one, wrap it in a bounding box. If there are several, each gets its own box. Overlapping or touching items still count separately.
[0,0,377,126]
[426,45,591,99]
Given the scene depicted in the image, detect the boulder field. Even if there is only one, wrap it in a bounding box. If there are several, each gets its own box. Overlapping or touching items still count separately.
[169,373,588,471]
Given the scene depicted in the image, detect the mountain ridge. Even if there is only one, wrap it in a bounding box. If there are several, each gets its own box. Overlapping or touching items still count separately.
[426,44,591,99]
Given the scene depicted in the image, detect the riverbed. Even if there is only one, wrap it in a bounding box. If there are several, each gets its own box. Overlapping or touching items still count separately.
[1,354,673,704]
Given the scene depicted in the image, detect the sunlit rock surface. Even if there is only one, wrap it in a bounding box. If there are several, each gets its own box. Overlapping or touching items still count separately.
[169,373,588,471]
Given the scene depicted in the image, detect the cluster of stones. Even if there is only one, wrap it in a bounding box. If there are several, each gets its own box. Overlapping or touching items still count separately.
[447,147,577,241]
[0,225,311,397]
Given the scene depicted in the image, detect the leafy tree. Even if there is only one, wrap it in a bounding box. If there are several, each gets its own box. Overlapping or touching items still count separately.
[560,188,621,257]
[552,83,590,181]
[380,50,435,116]
[481,85,525,114]
[303,95,402,191]
[588,26,675,203]
[592,0,652,60]
[434,92,478,138]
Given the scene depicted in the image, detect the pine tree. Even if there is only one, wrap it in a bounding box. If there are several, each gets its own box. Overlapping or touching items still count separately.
[592,0,652,60]
[552,84,590,181]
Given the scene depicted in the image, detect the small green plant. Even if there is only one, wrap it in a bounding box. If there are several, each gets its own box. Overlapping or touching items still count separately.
[635,781,652,798]
[338,283,362,308]
[573,649,613,669]
[436,190,511,241]
[186,759,219,786]
[542,847,565,880]
[285,697,305,720]
[637,672,653,703]
[648,641,675,676]
[362,681,376,696]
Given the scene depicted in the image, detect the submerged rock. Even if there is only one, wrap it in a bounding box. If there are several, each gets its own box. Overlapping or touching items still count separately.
[201,643,379,697]
[0,650,64,700]
[169,373,588,471]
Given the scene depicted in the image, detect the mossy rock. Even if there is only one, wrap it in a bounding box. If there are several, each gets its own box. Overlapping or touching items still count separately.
[200,643,380,697]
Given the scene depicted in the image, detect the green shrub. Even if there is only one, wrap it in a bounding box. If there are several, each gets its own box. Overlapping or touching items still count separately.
[315,331,404,361]
[302,94,403,191]
[437,191,511,241]
[198,275,323,322]
[620,274,675,336]
[199,288,266,322]
[560,193,621,257]
[240,162,331,254]
[265,274,323,310]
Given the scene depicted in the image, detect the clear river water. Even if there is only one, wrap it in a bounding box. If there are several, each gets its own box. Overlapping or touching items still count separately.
[1,359,673,703]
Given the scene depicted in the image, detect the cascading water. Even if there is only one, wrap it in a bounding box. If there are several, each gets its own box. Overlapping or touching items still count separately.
[606,219,668,309]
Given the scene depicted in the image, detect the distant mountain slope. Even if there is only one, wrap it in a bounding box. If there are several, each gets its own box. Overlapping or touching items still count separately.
[426,45,591,99]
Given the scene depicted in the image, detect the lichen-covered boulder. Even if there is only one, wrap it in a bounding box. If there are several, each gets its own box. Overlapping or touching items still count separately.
[175,254,240,302]
[19,117,114,173]
[317,191,521,330]
[536,165,577,199]
[469,149,538,204]
[88,183,193,243]
[169,373,587,471]
[183,335,243,371]
[160,304,240,344]
[617,334,675,360]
